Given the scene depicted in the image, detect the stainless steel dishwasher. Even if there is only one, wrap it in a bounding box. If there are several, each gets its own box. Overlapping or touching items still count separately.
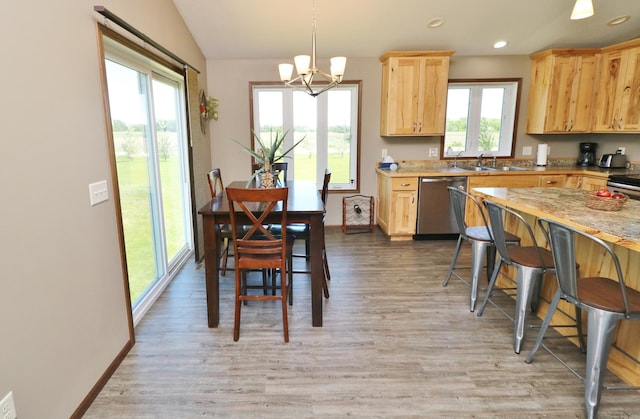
[415,176,467,236]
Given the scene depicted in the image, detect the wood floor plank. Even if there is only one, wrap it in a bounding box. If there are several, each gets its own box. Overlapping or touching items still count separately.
[84,229,640,418]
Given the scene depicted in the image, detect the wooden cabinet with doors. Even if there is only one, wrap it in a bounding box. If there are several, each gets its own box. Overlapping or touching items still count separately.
[376,174,419,240]
[592,39,640,132]
[526,49,598,133]
[465,175,538,226]
[379,51,454,136]
[564,174,608,190]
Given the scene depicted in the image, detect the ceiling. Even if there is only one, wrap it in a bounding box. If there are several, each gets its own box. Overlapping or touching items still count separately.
[172,0,640,61]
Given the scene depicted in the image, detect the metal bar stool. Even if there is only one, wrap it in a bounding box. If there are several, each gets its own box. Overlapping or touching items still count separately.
[476,199,555,354]
[443,186,521,311]
[526,218,640,419]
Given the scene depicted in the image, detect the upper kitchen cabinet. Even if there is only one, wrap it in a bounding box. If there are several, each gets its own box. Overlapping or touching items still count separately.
[379,51,454,136]
[526,49,598,134]
[592,38,640,133]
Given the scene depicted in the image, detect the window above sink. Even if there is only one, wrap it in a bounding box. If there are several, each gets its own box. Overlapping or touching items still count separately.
[442,78,521,160]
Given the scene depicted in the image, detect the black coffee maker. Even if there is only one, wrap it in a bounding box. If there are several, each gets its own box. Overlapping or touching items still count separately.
[577,142,597,166]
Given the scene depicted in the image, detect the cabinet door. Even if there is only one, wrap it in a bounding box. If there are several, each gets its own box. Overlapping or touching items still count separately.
[569,55,597,132]
[618,47,640,131]
[390,190,417,235]
[545,56,578,132]
[593,50,628,132]
[527,53,596,133]
[417,56,450,135]
[380,57,421,135]
[581,176,607,191]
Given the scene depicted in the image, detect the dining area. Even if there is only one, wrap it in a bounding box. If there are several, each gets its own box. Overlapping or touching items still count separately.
[199,168,330,342]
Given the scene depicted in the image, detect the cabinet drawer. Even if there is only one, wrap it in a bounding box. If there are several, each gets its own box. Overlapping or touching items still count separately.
[392,178,418,191]
[538,175,566,187]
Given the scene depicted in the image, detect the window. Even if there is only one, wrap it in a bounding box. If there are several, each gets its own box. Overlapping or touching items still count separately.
[442,78,521,158]
[250,82,361,191]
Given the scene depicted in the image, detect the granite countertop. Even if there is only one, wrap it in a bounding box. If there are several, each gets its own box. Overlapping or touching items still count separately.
[472,187,640,252]
[376,159,638,178]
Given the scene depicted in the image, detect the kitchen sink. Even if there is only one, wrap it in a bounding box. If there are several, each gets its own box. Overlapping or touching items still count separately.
[464,165,497,172]
[500,166,529,171]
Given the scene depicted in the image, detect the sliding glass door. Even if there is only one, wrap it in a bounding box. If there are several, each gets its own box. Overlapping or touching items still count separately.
[104,47,192,322]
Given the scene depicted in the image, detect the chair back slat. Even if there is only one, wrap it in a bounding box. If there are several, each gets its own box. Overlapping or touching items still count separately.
[226,187,289,265]
[484,199,548,268]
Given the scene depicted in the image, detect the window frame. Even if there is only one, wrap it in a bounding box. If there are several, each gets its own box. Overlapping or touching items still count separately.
[249,81,362,192]
[441,78,522,159]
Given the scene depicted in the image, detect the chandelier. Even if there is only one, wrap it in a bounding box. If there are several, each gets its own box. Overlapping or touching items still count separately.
[278,0,347,97]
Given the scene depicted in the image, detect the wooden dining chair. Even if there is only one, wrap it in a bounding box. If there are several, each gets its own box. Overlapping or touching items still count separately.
[226,186,292,342]
[287,169,332,305]
[207,169,233,275]
[251,162,288,186]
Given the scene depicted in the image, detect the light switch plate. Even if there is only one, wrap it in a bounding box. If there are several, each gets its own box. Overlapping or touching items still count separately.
[522,146,532,156]
[89,180,109,206]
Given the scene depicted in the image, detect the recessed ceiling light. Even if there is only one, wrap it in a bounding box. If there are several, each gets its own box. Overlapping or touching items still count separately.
[426,17,445,28]
[608,15,630,26]
[493,40,508,49]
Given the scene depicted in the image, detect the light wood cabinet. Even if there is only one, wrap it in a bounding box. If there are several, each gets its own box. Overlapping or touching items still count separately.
[379,51,454,136]
[526,49,598,133]
[465,175,538,226]
[376,175,418,240]
[592,40,640,132]
[564,174,607,191]
[538,175,566,187]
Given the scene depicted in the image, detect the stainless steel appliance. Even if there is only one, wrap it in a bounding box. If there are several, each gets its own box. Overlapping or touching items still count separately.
[599,153,628,168]
[607,174,640,200]
[577,142,598,166]
[416,176,467,236]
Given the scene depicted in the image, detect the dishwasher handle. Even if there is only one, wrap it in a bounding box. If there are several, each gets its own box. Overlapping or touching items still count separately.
[420,177,467,183]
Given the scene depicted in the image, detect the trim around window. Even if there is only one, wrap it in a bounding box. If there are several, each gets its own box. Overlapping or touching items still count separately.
[442,78,521,159]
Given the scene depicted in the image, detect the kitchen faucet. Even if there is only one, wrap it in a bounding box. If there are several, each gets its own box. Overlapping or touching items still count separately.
[476,154,484,167]
[453,150,463,168]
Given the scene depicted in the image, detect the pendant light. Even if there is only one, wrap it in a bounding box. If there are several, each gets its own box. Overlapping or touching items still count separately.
[570,0,594,20]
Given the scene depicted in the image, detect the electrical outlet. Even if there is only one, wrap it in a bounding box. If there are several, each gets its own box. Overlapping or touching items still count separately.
[89,180,109,206]
[618,147,626,155]
[429,148,438,157]
[522,146,532,156]
[0,391,17,419]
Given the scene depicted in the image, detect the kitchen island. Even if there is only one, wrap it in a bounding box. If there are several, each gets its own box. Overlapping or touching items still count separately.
[473,186,640,387]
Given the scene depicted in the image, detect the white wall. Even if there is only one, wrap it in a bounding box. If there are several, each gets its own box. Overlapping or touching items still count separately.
[206,53,640,227]
[0,0,206,417]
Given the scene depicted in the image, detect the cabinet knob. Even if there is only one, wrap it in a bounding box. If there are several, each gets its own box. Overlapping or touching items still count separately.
[400,183,410,187]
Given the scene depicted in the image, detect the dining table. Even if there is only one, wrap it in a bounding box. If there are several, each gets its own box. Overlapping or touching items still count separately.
[198,180,326,328]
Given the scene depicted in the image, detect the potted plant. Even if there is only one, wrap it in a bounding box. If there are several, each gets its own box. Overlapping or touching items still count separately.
[234,130,305,187]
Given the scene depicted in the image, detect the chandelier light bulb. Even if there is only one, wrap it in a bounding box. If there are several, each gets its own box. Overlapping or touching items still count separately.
[278,63,294,82]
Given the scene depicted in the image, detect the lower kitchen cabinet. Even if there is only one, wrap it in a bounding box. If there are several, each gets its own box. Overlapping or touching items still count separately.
[377,175,418,240]
[564,174,608,190]
[465,175,538,226]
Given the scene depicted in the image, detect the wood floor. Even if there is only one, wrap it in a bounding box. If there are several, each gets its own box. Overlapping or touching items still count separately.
[85,228,640,418]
